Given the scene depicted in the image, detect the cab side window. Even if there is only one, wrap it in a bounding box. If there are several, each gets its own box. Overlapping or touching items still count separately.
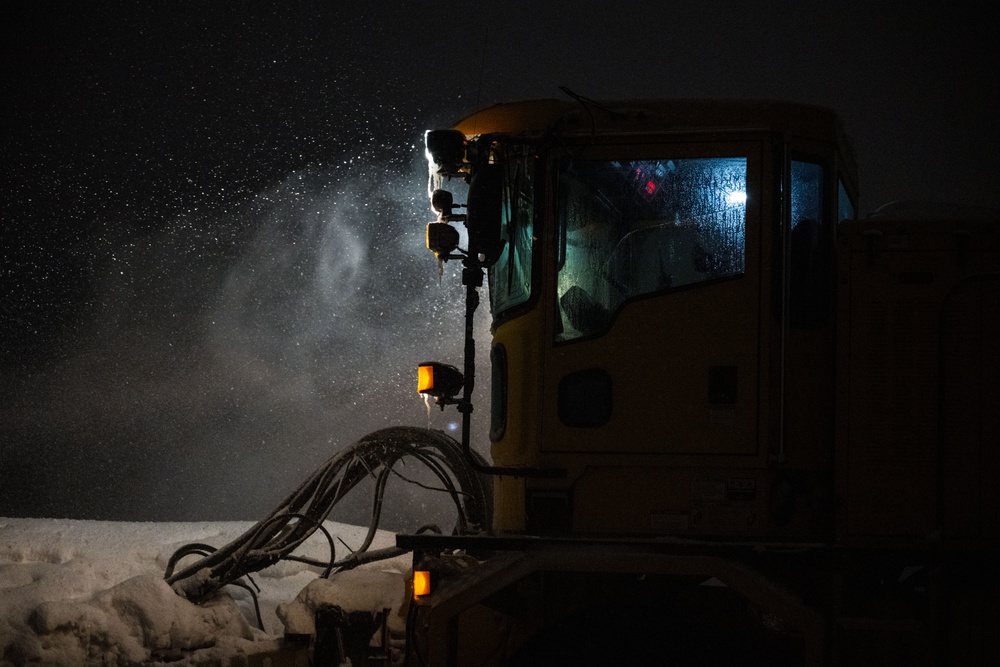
[557,157,748,340]
[789,160,827,327]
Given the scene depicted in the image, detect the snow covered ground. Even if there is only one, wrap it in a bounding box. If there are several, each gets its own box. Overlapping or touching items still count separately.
[0,517,409,666]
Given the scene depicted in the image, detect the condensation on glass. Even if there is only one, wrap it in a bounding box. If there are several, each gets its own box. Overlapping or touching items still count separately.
[488,150,536,317]
[556,157,748,340]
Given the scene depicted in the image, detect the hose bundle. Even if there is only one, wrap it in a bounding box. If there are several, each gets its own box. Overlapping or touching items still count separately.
[165,426,491,602]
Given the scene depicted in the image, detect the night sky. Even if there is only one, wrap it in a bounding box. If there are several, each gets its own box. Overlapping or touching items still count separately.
[2,1,997,526]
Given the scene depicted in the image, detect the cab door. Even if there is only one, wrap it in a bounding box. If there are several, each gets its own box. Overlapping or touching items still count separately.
[540,140,769,458]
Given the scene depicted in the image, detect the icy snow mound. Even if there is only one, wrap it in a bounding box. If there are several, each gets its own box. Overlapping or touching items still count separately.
[277,569,407,637]
[22,573,255,665]
[0,517,407,666]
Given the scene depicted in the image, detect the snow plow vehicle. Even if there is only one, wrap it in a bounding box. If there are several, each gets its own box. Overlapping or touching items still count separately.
[168,97,998,666]
[399,97,999,666]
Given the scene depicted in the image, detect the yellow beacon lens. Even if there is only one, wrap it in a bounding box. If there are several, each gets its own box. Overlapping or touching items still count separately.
[416,361,463,399]
[417,365,434,394]
[413,570,432,597]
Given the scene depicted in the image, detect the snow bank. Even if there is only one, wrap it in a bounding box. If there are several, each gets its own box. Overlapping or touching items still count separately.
[0,517,409,666]
[277,570,406,637]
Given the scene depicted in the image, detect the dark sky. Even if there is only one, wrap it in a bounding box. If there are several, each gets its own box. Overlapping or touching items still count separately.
[2,1,997,524]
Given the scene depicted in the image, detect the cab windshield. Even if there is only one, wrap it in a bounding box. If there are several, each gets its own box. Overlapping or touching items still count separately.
[557,157,748,340]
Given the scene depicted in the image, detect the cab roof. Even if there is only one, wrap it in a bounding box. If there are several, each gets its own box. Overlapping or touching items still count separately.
[453,98,847,145]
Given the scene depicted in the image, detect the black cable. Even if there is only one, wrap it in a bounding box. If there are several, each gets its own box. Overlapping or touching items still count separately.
[405,598,428,667]
[390,459,474,499]
[166,427,491,603]
[221,512,337,582]
[163,544,217,579]
[227,580,265,632]
[244,573,261,593]
[331,546,409,574]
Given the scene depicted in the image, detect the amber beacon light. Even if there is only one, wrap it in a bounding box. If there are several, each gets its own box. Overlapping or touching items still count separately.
[413,570,433,598]
[416,362,464,401]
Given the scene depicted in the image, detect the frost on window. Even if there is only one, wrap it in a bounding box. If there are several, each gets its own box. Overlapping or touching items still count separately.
[556,157,747,340]
[488,152,535,317]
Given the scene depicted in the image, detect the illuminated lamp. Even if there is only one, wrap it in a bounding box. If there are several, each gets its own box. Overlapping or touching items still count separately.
[413,570,433,597]
[726,191,747,205]
[425,129,466,177]
[417,362,464,399]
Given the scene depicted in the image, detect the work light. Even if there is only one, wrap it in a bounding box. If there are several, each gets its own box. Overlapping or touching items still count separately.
[417,362,464,400]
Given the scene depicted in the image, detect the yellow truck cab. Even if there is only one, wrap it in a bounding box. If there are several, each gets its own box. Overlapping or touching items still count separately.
[403,97,998,666]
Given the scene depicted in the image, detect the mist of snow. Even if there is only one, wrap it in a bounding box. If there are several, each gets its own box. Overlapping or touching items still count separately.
[1,154,490,529]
